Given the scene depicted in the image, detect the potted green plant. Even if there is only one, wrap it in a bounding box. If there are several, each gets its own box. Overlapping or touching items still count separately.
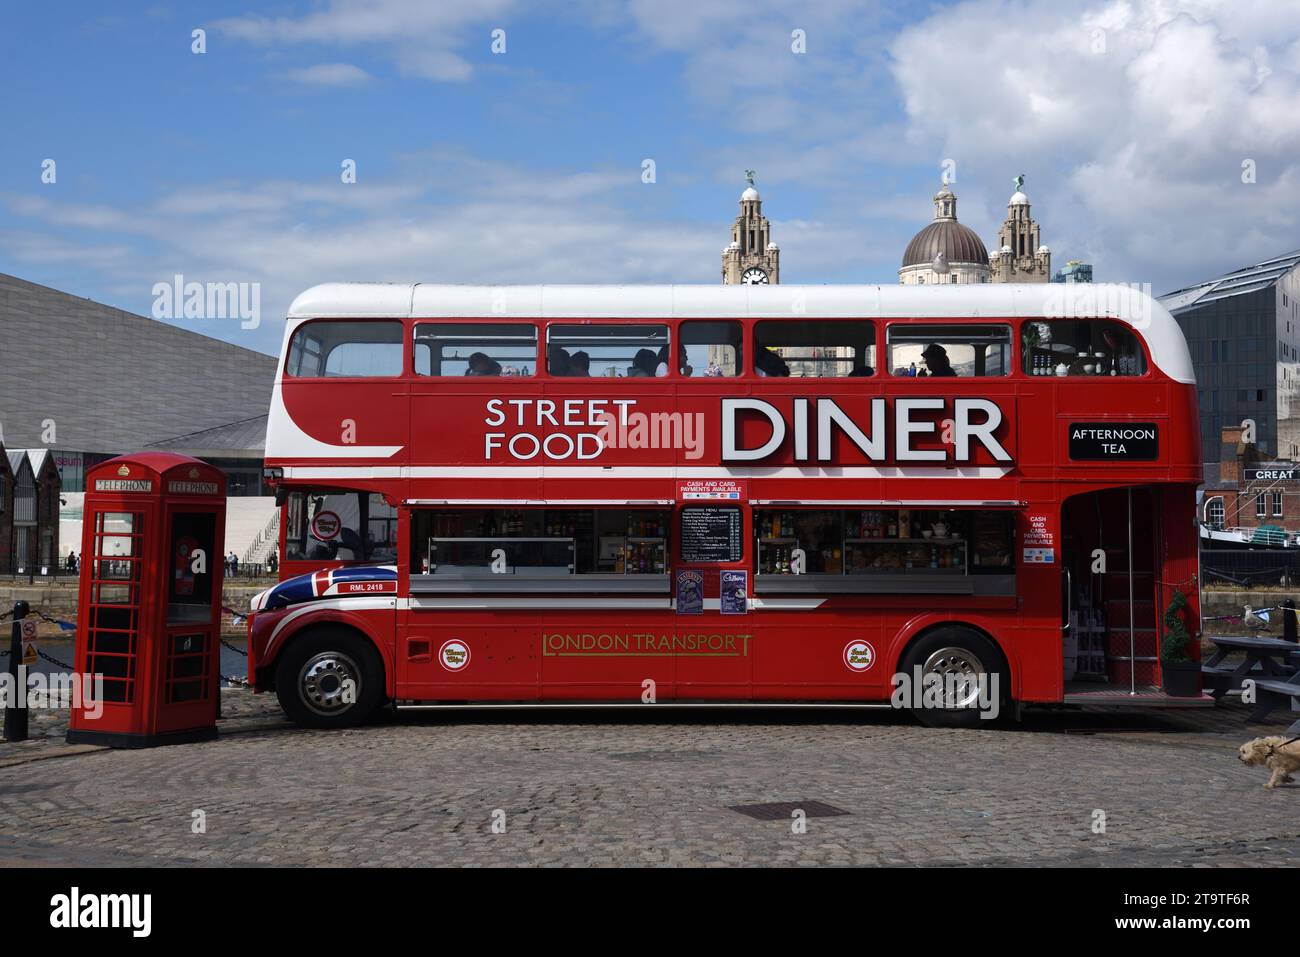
[1160,589,1200,697]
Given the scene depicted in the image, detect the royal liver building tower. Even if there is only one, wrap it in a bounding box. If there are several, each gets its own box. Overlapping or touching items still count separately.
[722,173,780,285]
[988,175,1051,282]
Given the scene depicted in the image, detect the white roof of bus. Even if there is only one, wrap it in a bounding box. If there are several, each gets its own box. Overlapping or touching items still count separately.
[286,283,1195,384]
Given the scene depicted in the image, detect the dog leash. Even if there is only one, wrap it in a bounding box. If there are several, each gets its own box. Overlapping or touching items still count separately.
[1265,735,1300,756]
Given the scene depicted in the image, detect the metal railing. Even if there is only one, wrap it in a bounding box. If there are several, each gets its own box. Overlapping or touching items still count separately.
[1202,524,1296,547]
[221,561,278,579]
[1202,548,1300,588]
[240,508,281,567]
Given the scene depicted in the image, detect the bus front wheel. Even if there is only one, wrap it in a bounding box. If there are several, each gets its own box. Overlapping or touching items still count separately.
[899,627,1007,729]
[275,628,386,729]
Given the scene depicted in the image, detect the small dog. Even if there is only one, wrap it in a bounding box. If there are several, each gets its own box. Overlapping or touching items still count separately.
[1238,736,1300,788]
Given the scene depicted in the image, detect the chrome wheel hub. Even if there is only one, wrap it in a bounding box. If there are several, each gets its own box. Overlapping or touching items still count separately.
[922,647,985,709]
[299,651,360,716]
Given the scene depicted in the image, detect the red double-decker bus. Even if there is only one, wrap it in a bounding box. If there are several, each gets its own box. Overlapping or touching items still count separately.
[246,282,1204,728]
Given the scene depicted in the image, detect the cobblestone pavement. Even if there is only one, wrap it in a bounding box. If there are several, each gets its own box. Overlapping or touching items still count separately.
[1,690,1298,867]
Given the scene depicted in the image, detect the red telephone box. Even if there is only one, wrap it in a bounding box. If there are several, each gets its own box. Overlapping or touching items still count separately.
[67,453,226,748]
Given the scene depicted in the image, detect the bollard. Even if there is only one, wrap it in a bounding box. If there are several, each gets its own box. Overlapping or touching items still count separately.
[1285,599,1298,644]
[4,601,31,742]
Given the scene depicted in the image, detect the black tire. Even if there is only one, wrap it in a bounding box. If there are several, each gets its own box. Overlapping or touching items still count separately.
[899,626,1008,728]
[274,628,386,729]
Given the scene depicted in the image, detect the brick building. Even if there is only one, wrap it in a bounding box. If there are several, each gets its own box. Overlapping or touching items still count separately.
[1201,423,1300,537]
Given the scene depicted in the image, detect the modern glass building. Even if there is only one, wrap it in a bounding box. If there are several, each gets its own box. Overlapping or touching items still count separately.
[1159,250,1300,462]
[1052,260,1093,283]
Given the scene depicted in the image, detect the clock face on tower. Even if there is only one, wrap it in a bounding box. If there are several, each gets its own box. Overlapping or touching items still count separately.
[741,267,769,285]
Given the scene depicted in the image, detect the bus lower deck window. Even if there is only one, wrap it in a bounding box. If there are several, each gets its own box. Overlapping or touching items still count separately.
[754,508,1015,575]
[284,491,397,562]
[412,508,670,576]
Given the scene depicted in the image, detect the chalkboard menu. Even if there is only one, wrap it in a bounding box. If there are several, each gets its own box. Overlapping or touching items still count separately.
[680,506,742,563]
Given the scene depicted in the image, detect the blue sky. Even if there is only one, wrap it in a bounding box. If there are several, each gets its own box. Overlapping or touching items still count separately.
[2,0,1298,356]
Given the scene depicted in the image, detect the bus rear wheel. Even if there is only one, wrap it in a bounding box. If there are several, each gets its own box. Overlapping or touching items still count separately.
[275,629,385,729]
[900,627,1007,729]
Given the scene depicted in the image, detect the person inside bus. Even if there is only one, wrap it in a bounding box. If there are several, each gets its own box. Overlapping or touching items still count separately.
[548,345,572,376]
[466,352,502,376]
[628,348,658,377]
[335,526,365,561]
[655,344,693,377]
[755,347,790,377]
[569,350,591,376]
[920,342,956,377]
[848,360,874,377]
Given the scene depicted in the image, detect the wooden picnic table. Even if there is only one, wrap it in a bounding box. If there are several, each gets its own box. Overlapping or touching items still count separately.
[1203,635,1300,725]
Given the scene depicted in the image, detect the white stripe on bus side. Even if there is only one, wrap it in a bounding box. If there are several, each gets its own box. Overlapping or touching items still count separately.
[282,465,1011,480]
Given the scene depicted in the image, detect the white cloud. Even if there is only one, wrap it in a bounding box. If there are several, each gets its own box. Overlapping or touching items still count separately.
[0,152,728,353]
[212,0,519,83]
[889,0,1300,287]
[2,137,882,353]
[9,0,1295,342]
[284,62,374,87]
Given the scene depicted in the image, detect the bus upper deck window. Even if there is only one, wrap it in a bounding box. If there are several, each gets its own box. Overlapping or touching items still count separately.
[547,324,670,378]
[679,320,742,377]
[413,323,537,377]
[1021,320,1147,376]
[286,320,403,377]
[753,320,876,377]
[887,324,1011,377]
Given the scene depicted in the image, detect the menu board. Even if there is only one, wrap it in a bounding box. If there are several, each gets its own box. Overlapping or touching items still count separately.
[680,506,742,563]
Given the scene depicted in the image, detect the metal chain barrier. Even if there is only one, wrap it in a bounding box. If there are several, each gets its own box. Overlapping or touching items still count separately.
[220,607,250,683]
[27,611,78,668]
[37,647,76,669]
[2,609,257,673]
[220,636,248,656]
